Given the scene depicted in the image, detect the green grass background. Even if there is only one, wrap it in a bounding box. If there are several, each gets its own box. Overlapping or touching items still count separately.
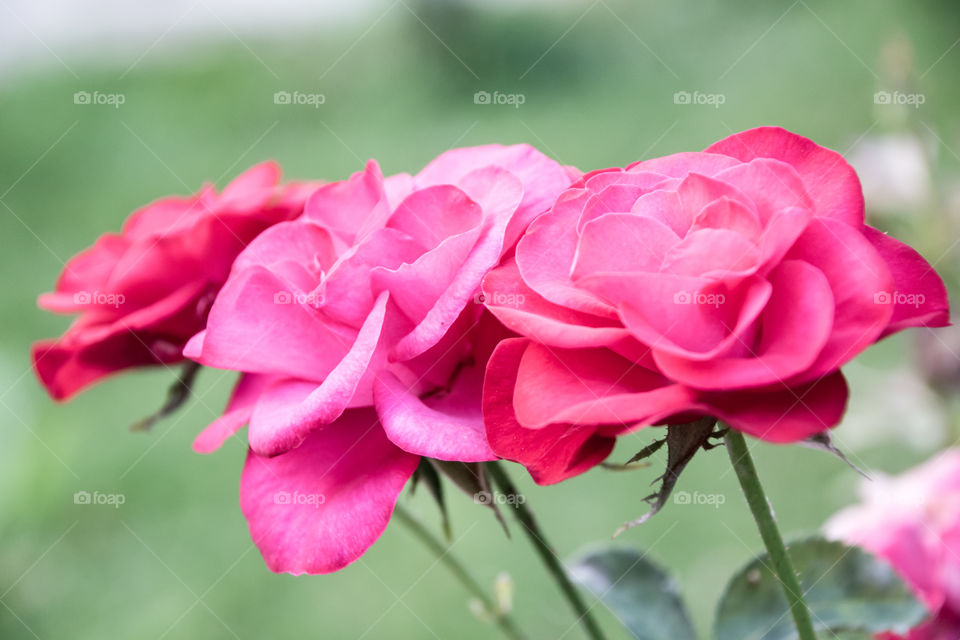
[2,1,959,637]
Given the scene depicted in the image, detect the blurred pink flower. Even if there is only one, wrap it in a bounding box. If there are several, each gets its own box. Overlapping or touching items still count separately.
[827,449,960,640]
[480,127,950,485]
[33,163,315,400]
[186,144,575,574]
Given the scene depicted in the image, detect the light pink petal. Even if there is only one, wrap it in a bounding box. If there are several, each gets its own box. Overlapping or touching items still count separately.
[692,196,763,238]
[241,408,419,575]
[415,144,574,243]
[386,184,483,248]
[654,260,835,389]
[483,339,616,485]
[247,293,392,456]
[515,191,619,319]
[862,225,950,335]
[193,374,272,453]
[193,265,349,381]
[230,220,337,290]
[714,157,813,224]
[660,228,761,278]
[317,227,424,328]
[389,170,527,361]
[576,184,652,231]
[626,151,741,177]
[304,160,390,242]
[629,189,691,236]
[706,126,865,226]
[374,368,496,462]
[572,214,679,278]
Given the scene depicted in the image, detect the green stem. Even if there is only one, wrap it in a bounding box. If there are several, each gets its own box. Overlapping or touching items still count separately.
[725,430,818,640]
[486,461,607,640]
[393,503,526,640]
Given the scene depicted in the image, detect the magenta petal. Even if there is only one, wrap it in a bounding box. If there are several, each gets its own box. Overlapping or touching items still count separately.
[511,341,696,429]
[863,225,950,335]
[374,369,497,462]
[785,218,895,379]
[702,370,849,442]
[483,339,615,485]
[706,126,865,226]
[193,374,272,453]
[247,293,391,456]
[654,260,834,389]
[240,409,419,575]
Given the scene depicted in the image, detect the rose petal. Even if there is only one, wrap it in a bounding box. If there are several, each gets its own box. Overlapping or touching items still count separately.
[240,408,419,574]
[862,225,950,335]
[374,368,496,462]
[706,126,865,226]
[193,374,272,453]
[483,339,616,484]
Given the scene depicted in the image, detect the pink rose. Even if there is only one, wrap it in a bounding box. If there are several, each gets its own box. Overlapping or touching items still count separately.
[33,163,315,400]
[481,127,950,484]
[826,449,960,640]
[186,144,575,574]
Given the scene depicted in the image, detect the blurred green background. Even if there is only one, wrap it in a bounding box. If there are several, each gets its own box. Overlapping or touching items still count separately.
[3,0,960,638]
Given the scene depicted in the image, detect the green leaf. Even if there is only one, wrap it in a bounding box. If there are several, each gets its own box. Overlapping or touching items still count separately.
[569,547,698,640]
[714,537,928,640]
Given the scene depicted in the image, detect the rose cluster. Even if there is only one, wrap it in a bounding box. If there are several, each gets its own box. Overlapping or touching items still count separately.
[35,127,949,574]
